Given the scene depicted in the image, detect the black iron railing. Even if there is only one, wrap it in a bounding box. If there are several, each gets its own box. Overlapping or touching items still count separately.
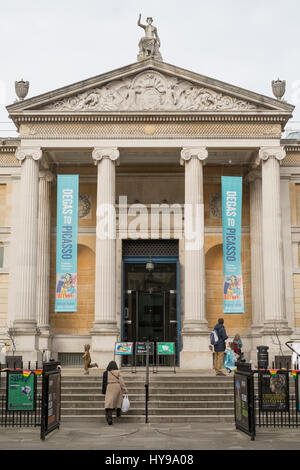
[0,392,42,427]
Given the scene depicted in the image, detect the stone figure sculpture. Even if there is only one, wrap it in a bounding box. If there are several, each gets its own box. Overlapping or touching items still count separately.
[82,344,98,375]
[137,14,162,61]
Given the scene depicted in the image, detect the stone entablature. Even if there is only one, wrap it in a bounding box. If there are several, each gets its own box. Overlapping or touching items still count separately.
[18,121,283,139]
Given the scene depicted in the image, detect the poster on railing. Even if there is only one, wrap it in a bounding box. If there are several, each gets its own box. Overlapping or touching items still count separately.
[7,372,36,411]
[55,175,79,312]
[221,176,244,313]
[296,372,300,412]
[259,371,289,412]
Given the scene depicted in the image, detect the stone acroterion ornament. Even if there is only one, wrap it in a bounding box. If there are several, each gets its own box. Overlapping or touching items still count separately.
[15,79,29,101]
[272,78,286,101]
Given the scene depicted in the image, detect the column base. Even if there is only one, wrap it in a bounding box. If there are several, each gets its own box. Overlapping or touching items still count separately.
[10,322,42,365]
[38,325,53,361]
[180,322,212,369]
[90,322,120,369]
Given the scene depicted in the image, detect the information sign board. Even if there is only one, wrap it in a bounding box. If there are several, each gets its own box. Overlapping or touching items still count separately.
[7,371,36,411]
[41,361,61,440]
[234,370,255,439]
[115,342,133,355]
[47,372,61,430]
[157,342,175,355]
[136,342,154,355]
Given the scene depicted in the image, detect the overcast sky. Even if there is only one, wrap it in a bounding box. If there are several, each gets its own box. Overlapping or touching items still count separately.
[1,0,300,137]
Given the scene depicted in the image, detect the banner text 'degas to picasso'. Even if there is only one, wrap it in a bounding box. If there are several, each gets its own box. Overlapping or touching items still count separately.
[222,176,244,313]
[55,175,79,312]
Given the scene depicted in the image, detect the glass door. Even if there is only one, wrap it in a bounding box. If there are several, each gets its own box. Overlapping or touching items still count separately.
[122,260,180,366]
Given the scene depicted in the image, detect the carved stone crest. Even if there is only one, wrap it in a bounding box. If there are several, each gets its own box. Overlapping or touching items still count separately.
[43,71,257,112]
[209,193,222,219]
[78,194,92,219]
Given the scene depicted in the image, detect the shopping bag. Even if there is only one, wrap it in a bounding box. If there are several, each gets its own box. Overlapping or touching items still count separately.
[224,349,235,371]
[121,395,130,413]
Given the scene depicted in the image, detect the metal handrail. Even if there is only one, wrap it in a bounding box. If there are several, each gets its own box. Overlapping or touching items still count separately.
[285,339,300,367]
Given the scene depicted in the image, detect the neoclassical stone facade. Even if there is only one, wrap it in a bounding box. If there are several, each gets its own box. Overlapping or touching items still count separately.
[0,57,300,369]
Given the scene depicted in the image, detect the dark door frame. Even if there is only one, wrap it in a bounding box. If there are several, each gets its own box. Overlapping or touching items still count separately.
[121,256,181,365]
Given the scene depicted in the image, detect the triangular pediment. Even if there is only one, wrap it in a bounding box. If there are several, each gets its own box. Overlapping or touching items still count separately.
[7,59,294,116]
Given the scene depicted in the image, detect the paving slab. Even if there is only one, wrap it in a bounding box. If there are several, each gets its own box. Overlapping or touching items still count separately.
[0,421,300,451]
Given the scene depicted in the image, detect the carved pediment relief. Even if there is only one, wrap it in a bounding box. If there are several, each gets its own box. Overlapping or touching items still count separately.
[42,71,258,112]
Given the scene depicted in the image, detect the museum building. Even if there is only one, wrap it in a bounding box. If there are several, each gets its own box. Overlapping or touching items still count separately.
[0,24,300,369]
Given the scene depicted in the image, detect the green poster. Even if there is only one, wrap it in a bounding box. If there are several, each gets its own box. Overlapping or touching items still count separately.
[157,342,175,355]
[7,372,35,411]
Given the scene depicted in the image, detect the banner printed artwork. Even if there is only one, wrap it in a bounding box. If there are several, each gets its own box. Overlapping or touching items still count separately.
[55,175,79,312]
[221,176,244,313]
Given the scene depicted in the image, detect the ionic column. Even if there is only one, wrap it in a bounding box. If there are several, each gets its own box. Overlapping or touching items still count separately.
[247,171,264,334]
[259,147,290,334]
[7,175,20,329]
[180,147,209,369]
[91,147,119,367]
[13,147,42,361]
[280,175,294,329]
[36,170,54,351]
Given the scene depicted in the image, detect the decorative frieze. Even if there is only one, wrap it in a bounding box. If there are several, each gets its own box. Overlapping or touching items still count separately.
[41,71,258,113]
[19,121,282,140]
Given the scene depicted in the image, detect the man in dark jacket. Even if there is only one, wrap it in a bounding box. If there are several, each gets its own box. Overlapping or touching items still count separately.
[213,318,228,376]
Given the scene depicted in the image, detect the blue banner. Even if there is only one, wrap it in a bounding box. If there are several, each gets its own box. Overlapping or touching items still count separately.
[221,176,244,313]
[55,175,79,312]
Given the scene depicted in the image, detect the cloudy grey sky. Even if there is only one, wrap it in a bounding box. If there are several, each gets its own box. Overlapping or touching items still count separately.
[1,0,299,137]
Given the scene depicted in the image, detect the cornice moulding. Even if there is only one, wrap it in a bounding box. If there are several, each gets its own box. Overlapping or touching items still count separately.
[7,60,294,116]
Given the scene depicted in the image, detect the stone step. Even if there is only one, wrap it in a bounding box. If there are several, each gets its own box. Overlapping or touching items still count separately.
[60,379,234,386]
[60,393,234,402]
[60,375,233,382]
[61,400,234,409]
[60,415,234,424]
[61,407,234,416]
[60,386,233,395]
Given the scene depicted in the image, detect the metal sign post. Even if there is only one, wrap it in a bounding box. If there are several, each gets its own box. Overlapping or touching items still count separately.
[156,342,176,373]
[145,341,150,424]
[40,361,61,441]
[234,363,256,441]
[114,342,134,373]
[135,342,154,373]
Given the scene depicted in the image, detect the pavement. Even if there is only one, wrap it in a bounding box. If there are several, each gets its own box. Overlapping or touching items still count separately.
[0,420,300,452]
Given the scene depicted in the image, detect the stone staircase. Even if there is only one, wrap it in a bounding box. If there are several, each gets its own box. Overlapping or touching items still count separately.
[60,369,235,423]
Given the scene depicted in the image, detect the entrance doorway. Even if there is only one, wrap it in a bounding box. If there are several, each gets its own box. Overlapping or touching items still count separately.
[122,258,180,366]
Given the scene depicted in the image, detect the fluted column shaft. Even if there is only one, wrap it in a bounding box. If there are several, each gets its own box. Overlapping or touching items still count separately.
[92,147,119,330]
[36,171,53,331]
[259,147,287,329]
[248,172,264,331]
[7,176,20,328]
[14,147,42,329]
[181,147,208,330]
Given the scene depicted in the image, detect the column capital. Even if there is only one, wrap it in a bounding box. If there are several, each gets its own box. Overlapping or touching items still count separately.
[39,170,55,183]
[259,146,286,162]
[92,147,120,165]
[246,169,261,184]
[15,147,43,162]
[180,147,208,166]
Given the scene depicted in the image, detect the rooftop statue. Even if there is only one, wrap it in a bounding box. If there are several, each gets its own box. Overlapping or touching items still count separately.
[137,14,162,61]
